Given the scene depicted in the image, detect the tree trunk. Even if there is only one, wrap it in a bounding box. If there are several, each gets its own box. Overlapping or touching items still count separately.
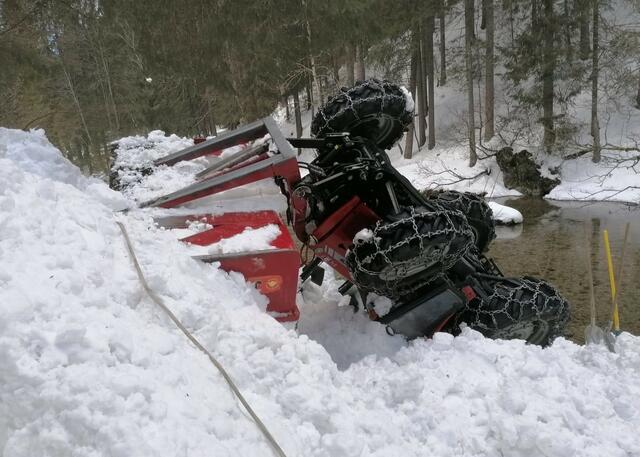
[346,44,355,87]
[579,0,591,60]
[282,94,291,121]
[404,44,418,159]
[416,28,427,148]
[62,62,93,149]
[542,0,556,151]
[355,43,366,81]
[293,90,303,155]
[302,0,322,110]
[305,83,312,110]
[331,53,340,87]
[425,16,436,149]
[208,94,218,136]
[563,0,571,53]
[439,5,446,85]
[465,0,477,166]
[98,41,119,131]
[591,0,600,162]
[636,69,640,109]
[484,0,495,141]
[481,0,487,29]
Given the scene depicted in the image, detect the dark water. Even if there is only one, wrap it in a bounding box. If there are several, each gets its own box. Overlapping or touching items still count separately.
[488,197,640,343]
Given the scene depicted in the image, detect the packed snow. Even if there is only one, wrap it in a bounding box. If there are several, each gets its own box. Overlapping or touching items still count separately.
[2,128,640,457]
[179,224,282,256]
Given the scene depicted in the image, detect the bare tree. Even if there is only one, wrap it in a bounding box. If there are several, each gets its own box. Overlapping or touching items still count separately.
[425,15,436,149]
[404,43,418,159]
[345,44,355,87]
[591,0,601,162]
[465,0,477,166]
[484,0,495,141]
[579,0,591,60]
[302,0,322,111]
[293,91,303,139]
[439,0,447,85]
[542,0,556,151]
[636,68,640,109]
[416,27,427,148]
[355,43,366,81]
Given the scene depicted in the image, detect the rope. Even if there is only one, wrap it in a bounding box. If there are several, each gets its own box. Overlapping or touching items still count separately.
[115,221,288,457]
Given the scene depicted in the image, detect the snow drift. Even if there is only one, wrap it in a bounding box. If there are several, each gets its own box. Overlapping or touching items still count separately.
[1,127,640,457]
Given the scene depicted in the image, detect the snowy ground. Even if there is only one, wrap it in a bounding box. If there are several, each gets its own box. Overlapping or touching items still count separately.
[2,128,640,456]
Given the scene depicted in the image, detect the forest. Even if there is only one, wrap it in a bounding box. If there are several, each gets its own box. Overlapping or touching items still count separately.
[1,0,640,174]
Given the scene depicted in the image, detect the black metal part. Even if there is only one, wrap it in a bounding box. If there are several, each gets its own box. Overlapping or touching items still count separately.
[310,265,325,286]
[338,280,354,295]
[378,284,466,339]
[300,257,323,283]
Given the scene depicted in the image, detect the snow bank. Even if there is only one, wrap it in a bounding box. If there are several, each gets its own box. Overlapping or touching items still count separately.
[547,153,640,204]
[2,128,640,457]
[488,201,523,225]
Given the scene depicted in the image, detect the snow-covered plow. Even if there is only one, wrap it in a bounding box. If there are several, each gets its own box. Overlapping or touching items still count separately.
[112,79,570,346]
[155,210,301,322]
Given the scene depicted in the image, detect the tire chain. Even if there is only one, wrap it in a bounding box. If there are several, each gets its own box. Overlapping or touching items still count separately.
[454,276,570,343]
[346,206,475,300]
[311,79,412,148]
[424,190,496,251]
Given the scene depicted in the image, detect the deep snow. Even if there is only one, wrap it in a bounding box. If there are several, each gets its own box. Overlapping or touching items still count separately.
[2,128,640,457]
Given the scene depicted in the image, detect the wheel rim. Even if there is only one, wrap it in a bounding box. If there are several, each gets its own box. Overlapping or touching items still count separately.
[347,115,396,146]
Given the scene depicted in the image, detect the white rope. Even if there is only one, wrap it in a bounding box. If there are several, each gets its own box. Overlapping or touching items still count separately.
[116,221,288,457]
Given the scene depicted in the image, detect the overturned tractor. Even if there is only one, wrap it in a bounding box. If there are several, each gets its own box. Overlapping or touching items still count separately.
[111,79,569,346]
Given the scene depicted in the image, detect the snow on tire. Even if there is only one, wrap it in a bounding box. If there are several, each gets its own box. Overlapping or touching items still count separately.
[346,206,475,301]
[454,276,570,346]
[311,79,414,150]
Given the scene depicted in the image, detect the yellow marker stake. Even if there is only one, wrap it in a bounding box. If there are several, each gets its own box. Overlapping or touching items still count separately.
[603,230,620,331]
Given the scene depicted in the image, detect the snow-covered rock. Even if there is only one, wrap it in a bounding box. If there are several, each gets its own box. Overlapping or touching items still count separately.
[488,201,524,225]
[2,128,640,457]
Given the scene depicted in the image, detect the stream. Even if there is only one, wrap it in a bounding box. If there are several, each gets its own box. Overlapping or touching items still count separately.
[488,197,640,343]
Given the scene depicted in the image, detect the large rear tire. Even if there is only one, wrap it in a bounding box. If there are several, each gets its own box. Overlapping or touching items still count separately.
[424,190,496,252]
[454,276,570,346]
[311,79,414,150]
[346,206,475,301]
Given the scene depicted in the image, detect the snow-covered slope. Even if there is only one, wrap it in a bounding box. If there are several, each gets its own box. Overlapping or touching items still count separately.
[2,128,640,457]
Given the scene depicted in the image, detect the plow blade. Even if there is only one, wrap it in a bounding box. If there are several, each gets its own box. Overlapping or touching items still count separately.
[142,116,299,209]
[156,210,301,322]
[195,143,269,179]
[140,154,300,208]
[154,117,291,167]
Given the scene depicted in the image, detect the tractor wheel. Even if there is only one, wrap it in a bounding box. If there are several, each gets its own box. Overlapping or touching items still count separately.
[424,190,496,252]
[453,276,570,346]
[311,79,414,150]
[346,206,475,301]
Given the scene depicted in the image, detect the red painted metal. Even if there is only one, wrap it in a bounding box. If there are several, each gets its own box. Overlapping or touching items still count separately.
[209,250,300,321]
[310,197,380,279]
[461,285,476,302]
[179,211,293,250]
[178,211,300,322]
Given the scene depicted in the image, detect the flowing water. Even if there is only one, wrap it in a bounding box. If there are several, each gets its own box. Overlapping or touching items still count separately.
[488,197,640,343]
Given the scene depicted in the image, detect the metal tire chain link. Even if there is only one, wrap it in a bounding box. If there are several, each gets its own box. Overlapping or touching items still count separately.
[456,276,570,340]
[314,79,410,145]
[347,206,475,300]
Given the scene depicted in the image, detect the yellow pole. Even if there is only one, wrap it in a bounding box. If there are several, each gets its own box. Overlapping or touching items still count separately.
[603,230,620,330]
